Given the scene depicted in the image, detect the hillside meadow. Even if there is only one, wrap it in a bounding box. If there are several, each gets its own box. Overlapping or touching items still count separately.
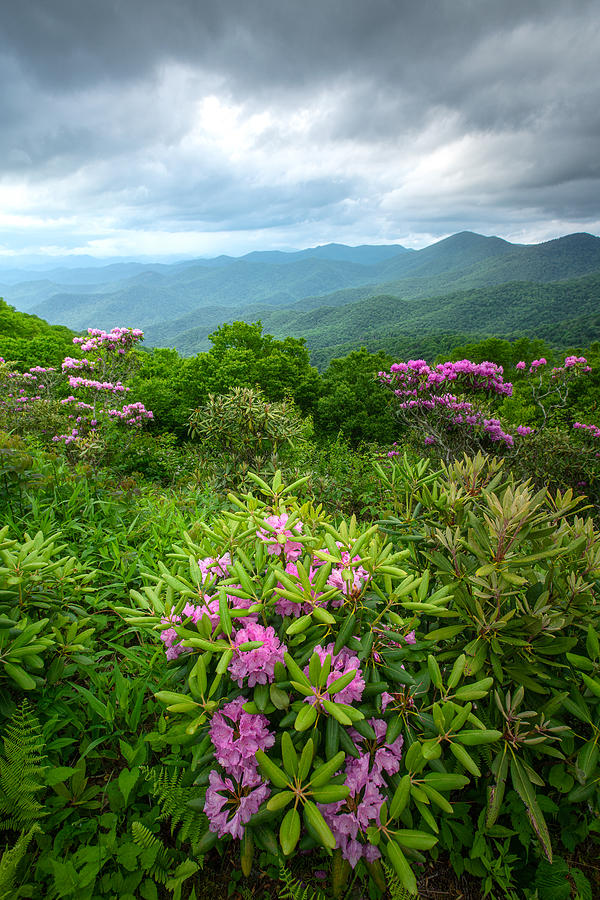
[0,315,599,900]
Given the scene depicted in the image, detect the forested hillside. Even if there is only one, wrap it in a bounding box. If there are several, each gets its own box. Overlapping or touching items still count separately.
[2,233,600,362]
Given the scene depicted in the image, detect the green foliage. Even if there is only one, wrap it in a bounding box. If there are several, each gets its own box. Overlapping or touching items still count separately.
[0,824,42,900]
[0,701,47,831]
[142,766,209,847]
[189,385,308,474]
[0,298,75,367]
[315,347,396,445]
[278,866,328,900]
[381,861,418,899]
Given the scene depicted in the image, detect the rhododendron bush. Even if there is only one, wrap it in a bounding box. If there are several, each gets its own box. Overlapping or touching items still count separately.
[379,355,594,464]
[0,327,153,459]
[120,470,501,895]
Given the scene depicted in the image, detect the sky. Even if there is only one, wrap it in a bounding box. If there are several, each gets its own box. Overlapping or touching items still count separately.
[1,0,599,262]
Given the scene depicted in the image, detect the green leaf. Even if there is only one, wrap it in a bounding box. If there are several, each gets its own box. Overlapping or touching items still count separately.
[298,739,314,781]
[455,729,502,745]
[586,625,600,661]
[510,757,552,862]
[389,774,411,819]
[454,678,493,700]
[303,800,336,851]
[256,750,289,788]
[280,807,301,856]
[3,661,36,690]
[576,741,599,783]
[486,751,508,828]
[394,829,438,850]
[322,699,352,726]
[384,840,417,895]
[267,790,295,812]
[284,652,311,687]
[427,655,443,689]
[294,703,317,732]
[327,669,357,696]
[310,751,346,788]
[582,674,600,698]
[449,742,481,777]
[311,785,350,803]
[118,767,140,804]
[281,732,298,777]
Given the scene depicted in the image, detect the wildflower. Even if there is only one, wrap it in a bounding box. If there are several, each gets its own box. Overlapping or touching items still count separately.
[210,697,274,779]
[304,643,364,706]
[318,753,384,867]
[257,513,303,561]
[228,622,287,687]
[203,769,270,840]
[347,718,403,785]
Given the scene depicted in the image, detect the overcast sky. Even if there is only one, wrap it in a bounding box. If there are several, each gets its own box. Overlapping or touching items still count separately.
[1,0,599,260]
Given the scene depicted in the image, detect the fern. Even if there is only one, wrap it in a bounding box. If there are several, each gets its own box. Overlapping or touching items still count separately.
[131,821,173,885]
[383,861,419,900]
[0,824,41,900]
[141,765,209,848]
[0,701,47,831]
[278,865,328,900]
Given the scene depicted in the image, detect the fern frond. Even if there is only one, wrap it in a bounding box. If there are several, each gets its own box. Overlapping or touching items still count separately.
[382,861,419,899]
[0,824,41,900]
[141,766,209,848]
[278,865,328,900]
[131,821,173,885]
[0,701,47,831]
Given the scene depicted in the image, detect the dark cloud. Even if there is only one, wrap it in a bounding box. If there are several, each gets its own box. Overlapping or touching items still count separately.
[0,0,598,257]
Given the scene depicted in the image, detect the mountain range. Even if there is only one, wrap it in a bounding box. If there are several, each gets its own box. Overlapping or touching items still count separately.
[2,231,600,366]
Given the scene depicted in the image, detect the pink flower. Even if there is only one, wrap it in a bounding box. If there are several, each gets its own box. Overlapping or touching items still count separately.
[304,644,364,706]
[228,622,287,687]
[347,718,403,786]
[515,361,526,371]
[204,769,270,840]
[257,514,303,561]
[198,553,232,582]
[210,697,274,779]
[318,753,385,867]
[274,561,324,617]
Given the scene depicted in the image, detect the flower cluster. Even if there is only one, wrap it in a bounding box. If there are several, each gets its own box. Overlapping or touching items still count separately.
[257,513,303,561]
[68,376,129,393]
[304,644,365,706]
[318,718,405,866]
[573,421,600,439]
[380,358,512,397]
[73,327,144,355]
[106,401,154,426]
[204,769,270,840]
[229,622,287,687]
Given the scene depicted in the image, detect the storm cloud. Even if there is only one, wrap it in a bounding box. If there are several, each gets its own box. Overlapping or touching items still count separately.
[0,0,598,259]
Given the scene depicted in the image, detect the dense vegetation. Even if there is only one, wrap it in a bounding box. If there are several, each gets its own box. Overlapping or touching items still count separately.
[1,305,599,900]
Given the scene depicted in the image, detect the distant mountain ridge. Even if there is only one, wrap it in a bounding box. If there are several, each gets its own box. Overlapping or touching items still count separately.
[2,232,600,363]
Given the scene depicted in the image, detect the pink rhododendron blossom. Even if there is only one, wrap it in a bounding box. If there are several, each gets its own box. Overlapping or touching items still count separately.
[318,753,385,867]
[229,622,287,687]
[210,697,275,779]
[347,718,403,785]
[304,644,365,705]
[574,421,600,439]
[158,614,187,661]
[198,553,231,582]
[256,514,303,561]
[274,562,325,617]
[515,361,526,370]
[203,769,270,840]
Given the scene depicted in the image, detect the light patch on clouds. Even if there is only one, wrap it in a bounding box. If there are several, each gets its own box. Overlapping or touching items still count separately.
[0,1,598,260]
